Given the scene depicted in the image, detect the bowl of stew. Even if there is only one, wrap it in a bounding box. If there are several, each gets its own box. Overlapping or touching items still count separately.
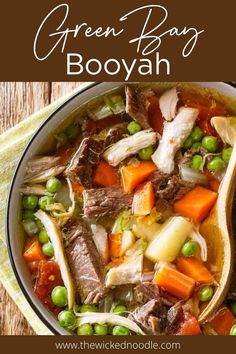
[7,82,236,335]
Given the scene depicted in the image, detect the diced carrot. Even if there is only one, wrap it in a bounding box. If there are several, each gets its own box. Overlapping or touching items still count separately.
[57,144,74,164]
[109,233,122,258]
[176,312,202,336]
[148,96,164,135]
[93,160,119,187]
[177,257,214,284]
[71,182,84,195]
[23,237,45,263]
[174,186,218,223]
[132,181,155,216]
[208,306,236,335]
[27,261,40,274]
[110,257,124,267]
[121,162,157,193]
[153,265,195,299]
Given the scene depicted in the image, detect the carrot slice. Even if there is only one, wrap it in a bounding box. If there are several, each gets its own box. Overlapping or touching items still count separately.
[208,306,236,335]
[132,181,155,216]
[153,265,195,299]
[176,312,202,335]
[177,257,214,284]
[23,237,45,263]
[93,160,119,187]
[109,233,122,258]
[121,162,157,193]
[71,182,84,195]
[174,186,218,223]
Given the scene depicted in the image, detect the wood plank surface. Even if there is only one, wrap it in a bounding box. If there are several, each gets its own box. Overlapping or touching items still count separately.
[0,82,82,335]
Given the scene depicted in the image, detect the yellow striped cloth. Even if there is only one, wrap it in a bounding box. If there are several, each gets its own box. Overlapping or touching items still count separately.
[0,84,88,335]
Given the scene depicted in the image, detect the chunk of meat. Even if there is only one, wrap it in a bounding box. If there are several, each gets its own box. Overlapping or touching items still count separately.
[150,171,193,202]
[83,187,132,219]
[152,107,199,174]
[64,220,105,303]
[126,86,150,129]
[64,137,104,187]
[166,302,184,333]
[128,299,167,335]
[159,88,179,121]
[105,123,128,146]
[136,282,179,307]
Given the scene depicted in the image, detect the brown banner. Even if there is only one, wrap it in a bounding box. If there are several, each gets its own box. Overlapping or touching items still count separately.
[0,0,236,81]
[0,335,236,354]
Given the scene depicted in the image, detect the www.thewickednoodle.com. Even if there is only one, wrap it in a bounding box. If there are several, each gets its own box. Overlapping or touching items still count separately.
[55,340,181,351]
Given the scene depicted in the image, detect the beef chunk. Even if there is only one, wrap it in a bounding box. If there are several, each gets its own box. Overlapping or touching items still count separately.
[150,171,192,202]
[166,302,184,333]
[83,187,132,219]
[181,147,207,165]
[64,137,104,187]
[136,282,179,307]
[126,86,150,129]
[64,220,105,303]
[129,299,167,335]
[105,123,128,146]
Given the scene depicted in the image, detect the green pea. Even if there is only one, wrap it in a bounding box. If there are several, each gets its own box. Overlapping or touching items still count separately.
[192,142,202,149]
[51,286,68,307]
[190,155,203,170]
[22,195,38,210]
[46,177,62,193]
[38,229,49,244]
[94,323,108,335]
[138,146,154,160]
[80,304,98,313]
[38,196,55,210]
[183,136,193,149]
[42,242,54,257]
[23,219,39,236]
[55,132,68,147]
[22,209,35,220]
[181,241,198,257]
[190,127,204,142]
[229,302,236,316]
[112,325,130,336]
[66,124,80,140]
[230,324,236,336]
[207,157,225,172]
[202,136,218,152]
[113,305,127,316]
[127,121,142,135]
[198,286,213,302]
[58,310,76,328]
[77,323,93,335]
[222,147,233,164]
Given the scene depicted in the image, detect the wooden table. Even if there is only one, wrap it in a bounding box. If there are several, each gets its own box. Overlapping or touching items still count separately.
[0,82,82,335]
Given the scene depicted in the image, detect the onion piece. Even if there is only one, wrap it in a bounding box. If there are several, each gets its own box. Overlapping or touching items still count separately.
[179,164,208,185]
[91,224,109,264]
[190,228,207,262]
[34,209,75,309]
[20,184,53,196]
[75,312,145,335]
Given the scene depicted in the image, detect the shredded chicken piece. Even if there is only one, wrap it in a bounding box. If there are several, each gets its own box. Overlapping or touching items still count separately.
[152,107,199,174]
[103,129,157,166]
[159,88,179,121]
[25,156,61,178]
[24,166,65,183]
[19,184,53,196]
